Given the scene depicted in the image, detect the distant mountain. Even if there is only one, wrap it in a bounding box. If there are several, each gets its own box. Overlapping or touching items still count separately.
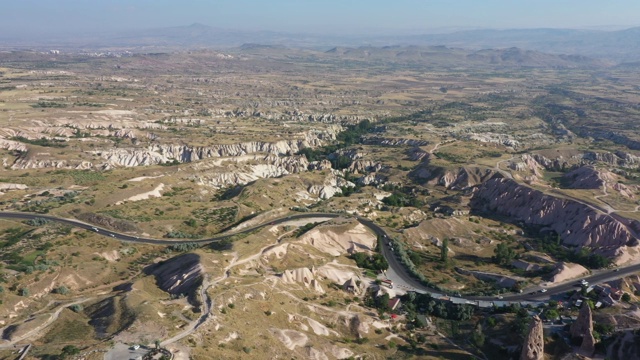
[1,23,639,63]
[402,27,640,63]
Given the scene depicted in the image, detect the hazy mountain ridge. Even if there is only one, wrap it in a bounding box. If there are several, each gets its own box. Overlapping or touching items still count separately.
[1,23,639,63]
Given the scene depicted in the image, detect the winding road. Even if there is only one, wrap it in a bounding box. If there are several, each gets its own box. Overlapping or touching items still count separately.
[1,211,639,306]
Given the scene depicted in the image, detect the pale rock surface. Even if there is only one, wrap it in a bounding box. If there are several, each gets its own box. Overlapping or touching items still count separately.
[269,328,308,350]
[362,136,429,147]
[280,267,325,293]
[307,174,355,200]
[520,315,544,360]
[0,183,28,194]
[191,155,309,189]
[116,183,164,204]
[298,222,376,256]
[550,262,590,283]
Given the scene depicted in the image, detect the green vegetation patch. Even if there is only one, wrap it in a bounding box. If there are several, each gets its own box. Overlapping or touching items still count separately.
[10,136,68,148]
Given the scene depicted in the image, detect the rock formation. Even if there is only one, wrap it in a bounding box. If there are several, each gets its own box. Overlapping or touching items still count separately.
[562,166,612,190]
[145,253,203,297]
[520,315,544,360]
[348,160,383,174]
[410,163,497,190]
[93,138,320,167]
[571,304,595,356]
[580,330,596,357]
[571,304,593,339]
[0,183,28,195]
[361,136,429,147]
[191,155,310,189]
[307,174,355,200]
[471,178,638,260]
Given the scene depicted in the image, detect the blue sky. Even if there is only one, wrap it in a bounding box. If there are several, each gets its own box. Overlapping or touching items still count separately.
[4,0,640,35]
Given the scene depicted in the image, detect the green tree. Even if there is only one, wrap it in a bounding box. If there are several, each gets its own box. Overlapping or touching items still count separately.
[493,242,516,265]
[471,325,485,347]
[61,345,80,358]
[622,293,631,302]
[544,309,559,320]
[441,238,449,263]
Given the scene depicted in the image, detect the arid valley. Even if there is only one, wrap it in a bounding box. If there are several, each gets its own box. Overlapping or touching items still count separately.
[2,22,640,360]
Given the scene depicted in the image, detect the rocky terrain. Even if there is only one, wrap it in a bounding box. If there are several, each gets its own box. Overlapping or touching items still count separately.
[1,44,640,360]
[145,253,204,298]
[520,316,544,360]
[471,177,640,262]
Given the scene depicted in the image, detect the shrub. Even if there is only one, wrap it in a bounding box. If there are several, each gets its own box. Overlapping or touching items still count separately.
[54,286,69,295]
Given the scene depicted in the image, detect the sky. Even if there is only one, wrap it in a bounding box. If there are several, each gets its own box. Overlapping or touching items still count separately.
[3,0,640,36]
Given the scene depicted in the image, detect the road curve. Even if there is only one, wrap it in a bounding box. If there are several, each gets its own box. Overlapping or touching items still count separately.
[2,211,639,304]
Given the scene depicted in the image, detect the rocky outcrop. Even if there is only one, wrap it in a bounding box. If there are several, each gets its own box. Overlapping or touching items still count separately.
[408,147,429,161]
[144,253,203,296]
[562,166,612,189]
[330,149,366,161]
[357,173,387,186]
[192,155,310,189]
[446,167,497,190]
[471,178,638,259]
[531,153,569,172]
[280,267,324,293]
[0,138,28,152]
[11,158,94,170]
[308,159,332,171]
[528,150,640,172]
[571,305,596,356]
[510,154,545,177]
[361,137,429,147]
[307,174,355,200]
[520,315,544,360]
[412,164,497,189]
[571,305,594,339]
[93,137,323,167]
[0,183,28,194]
[348,160,383,173]
[562,166,636,198]
[458,132,521,148]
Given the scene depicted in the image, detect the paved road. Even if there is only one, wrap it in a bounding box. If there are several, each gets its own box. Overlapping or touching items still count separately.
[0,211,341,245]
[2,211,639,305]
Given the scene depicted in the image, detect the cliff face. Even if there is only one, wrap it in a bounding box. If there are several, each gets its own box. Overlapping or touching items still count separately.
[93,138,320,167]
[520,315,544,360]
[471,178,638,259]
[5,126,340,169]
